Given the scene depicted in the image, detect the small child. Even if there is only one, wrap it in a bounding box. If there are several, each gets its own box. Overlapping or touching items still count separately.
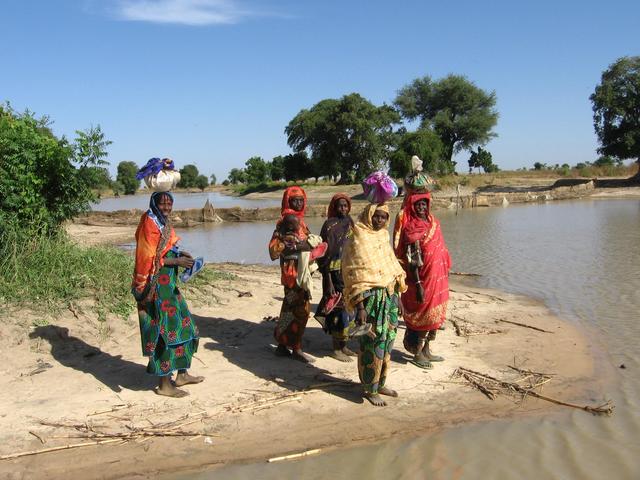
[279,214,305,252]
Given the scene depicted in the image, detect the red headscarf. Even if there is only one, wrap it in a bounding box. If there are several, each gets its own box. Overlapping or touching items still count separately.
[278,186,309,237]
[327,193,351,218]
[400,192,432,245]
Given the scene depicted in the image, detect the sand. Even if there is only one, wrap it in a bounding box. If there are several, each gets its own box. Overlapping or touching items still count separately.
[0,263,601,480]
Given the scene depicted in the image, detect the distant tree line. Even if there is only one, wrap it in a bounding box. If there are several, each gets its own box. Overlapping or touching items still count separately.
[227,74,500,184]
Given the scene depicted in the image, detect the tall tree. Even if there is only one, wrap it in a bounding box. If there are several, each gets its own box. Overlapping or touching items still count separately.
[73,125,113,190]
[468,147,498,173]
[244,156,270,184]
[270,156,286,181]
[388,129,444,177]
[227,168,246,184]
[590,56,640,180]
[286,93,400,183]
[209,173,217,185]
[282,152,313,181]
[395,74,498,171]
[116,161,139,195]
[178,164,199,188]
[195,175,209,190]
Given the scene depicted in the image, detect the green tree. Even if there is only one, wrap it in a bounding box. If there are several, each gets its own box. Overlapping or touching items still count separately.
[590,56,640,180]
[283,152,313,181]
[468,147,498,173]
[395,74,498,171]
[227,168,246,184]
[0,105,96,233]
[209,173,217,185]
[195,174,209,190]
[73,125,113,190]
[244,156,270,184]
[116,161,139,195]
[178,164,199,188]
[270,156,286,181]
[388,129,444,177]
[286,93,400,183]
[533,162,547,171]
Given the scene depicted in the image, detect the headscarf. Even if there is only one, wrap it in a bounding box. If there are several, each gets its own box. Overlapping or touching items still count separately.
[277,186,309,238]
[148,191,174,228]
[401,192,432,245]
[132,192,179,301]
[326,193,351,219]
[341,203,407,312]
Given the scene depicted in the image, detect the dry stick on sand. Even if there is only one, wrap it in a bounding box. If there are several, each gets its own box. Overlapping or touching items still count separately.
[455,367,614,416]
[0,439,124,461]
[497,319,554,333]
[268,448,322,463]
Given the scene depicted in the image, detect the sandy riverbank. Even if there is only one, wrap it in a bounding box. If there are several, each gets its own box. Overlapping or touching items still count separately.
[0,263,604,480]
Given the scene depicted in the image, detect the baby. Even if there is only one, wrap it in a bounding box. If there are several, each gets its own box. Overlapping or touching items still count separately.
[279,214,306,252]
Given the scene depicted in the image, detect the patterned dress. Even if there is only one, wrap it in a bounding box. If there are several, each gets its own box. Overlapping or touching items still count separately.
[137,250,199,376]
[357,288,400,395]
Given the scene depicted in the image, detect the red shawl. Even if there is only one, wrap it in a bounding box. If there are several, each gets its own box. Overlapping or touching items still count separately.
[277,186,309,239]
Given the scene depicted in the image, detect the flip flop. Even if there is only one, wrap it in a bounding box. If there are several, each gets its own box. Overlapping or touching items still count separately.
[410,359,433,369]
[323,292,342,315]
[349,323,373,338]
[180,256,205,283]
[427,354,445,362]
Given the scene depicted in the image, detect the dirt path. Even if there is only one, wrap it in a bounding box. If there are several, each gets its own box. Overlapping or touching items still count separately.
[0,264,602,479]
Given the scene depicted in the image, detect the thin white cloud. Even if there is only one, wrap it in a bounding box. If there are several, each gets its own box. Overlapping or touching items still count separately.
[116,0,256,26]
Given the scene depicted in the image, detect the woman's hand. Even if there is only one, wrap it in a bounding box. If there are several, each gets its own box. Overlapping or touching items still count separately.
[180,250,194,259]
[398,298,404,317]
[175,256,195,269]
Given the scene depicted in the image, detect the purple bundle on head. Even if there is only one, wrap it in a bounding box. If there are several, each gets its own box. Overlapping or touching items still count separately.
[362,171,398,204]
[136,158,176,180]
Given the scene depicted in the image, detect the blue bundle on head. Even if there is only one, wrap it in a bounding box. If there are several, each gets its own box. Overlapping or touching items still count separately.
[136,157,176,180]
[362,171,398,204]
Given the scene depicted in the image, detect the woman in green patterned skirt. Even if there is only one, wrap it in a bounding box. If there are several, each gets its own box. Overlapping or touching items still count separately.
[132,192,203,397]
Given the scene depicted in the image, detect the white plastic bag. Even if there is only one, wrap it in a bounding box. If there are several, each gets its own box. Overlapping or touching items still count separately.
[144,170,181,192]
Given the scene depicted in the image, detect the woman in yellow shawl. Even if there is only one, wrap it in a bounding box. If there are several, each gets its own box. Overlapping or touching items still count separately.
[342,204,407,406]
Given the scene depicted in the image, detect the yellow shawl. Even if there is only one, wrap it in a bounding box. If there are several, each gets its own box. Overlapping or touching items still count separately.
[341,203,407,313]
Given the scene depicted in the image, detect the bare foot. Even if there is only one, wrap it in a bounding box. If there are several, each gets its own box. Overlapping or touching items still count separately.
[292,350,315,363]
[342,346,357,357]
[156,383,189,398]
[330,349,353,362]
[275,345,292,357]
[175,372,205,386]
[378,386,398,397]
[364,392,386,406]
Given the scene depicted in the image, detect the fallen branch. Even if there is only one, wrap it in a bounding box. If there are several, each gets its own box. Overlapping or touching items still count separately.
[0,439,123,461]
[498,319,554,333]
[455,367,613,416]
[450,271,481,277]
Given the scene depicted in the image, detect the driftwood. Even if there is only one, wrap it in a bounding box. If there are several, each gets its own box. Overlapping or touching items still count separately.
[450,271,481,277]
[268,448,322,463]
[0,439,123,460]
[498,319,554,333]
[454,367,613,416]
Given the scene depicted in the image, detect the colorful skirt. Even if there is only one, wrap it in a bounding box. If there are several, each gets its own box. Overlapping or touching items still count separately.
[137,257,199,376]
[357,288,399,394]
[275,285,309,350]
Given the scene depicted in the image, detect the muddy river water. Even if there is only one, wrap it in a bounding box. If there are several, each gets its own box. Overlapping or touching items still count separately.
[166,198,639,479]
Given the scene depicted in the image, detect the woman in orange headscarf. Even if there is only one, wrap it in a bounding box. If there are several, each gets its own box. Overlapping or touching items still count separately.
[268,186,315,363]
[394,191,451,369]
[132,192,203,397]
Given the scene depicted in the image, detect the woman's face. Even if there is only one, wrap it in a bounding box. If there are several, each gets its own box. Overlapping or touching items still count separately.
[158,195,173,217]
[371,209,389,231]
[336,198,350,218]
[289,196,304,212]
[414,199,428,218]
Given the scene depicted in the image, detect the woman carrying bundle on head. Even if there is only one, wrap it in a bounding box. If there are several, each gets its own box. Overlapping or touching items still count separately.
[132,191,203,397]
[268,186,326,363]
[342,201,407,407]
[315,193,356,362]
[394,165,451,369]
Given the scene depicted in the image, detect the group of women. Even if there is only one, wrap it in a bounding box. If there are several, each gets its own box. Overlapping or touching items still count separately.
[269,186,451,407]
[131,184,450,404]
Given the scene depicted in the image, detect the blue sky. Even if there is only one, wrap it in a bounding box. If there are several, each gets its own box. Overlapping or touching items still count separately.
[1,0,638,181]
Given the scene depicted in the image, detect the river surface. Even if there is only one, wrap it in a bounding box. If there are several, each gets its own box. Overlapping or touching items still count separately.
[170,198,640,479]
[91,191,280,211]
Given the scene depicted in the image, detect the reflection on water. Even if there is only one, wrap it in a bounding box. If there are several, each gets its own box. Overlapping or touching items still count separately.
[91,191,280,211]
[173,199,640,479]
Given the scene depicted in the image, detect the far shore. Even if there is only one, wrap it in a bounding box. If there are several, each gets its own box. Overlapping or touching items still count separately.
[0,263,606,480]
